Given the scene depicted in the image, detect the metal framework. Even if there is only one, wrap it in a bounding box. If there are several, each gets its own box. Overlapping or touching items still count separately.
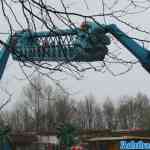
[0,21,150,80]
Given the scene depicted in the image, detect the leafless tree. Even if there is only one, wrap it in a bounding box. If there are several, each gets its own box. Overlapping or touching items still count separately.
[1,0,150,111]
[117,93,150,129]
[76,95,104,129]
[54,93,76,124]
[0,0,150,77]
[0,85,12,126]
[0,87,12,111]
[103,97,117,129]
[2,88,150,131]
[6,75,76,131]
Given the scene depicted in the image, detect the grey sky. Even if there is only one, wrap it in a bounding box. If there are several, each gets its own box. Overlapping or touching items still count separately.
[0,0,150,107]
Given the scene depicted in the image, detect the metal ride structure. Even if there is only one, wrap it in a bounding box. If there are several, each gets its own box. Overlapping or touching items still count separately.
[0,127,12,150]
[0,21,150,149]
[1,21,150,80]
[56,123,79,150]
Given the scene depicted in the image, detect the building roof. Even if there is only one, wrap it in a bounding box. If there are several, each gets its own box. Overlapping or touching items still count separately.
[86,136,150,142]
[11,133,38,145]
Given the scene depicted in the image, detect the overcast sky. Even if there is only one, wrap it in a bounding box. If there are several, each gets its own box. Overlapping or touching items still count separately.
[1,0,150,107]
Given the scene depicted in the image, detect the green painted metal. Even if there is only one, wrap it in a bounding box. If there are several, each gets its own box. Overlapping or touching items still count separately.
[11,25,109,62]
[56,123,79,150]
[1,21,150,80]
[0,36,11,79]
[0,128,11,150]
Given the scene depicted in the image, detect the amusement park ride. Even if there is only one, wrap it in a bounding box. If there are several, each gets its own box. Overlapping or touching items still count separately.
[1,21,150,150]
[1,21,150,80]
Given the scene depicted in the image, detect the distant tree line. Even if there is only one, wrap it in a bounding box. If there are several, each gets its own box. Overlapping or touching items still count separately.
[0,76,150,132]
